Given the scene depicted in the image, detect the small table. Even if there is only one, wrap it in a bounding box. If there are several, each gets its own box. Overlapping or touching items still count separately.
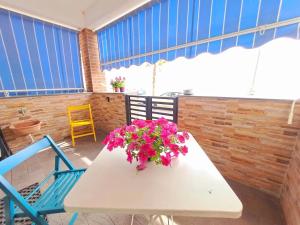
[64,134,242,224]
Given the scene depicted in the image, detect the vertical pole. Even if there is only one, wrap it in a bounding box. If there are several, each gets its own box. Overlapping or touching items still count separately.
[173,97,178,124]
[4,197,14,225]
[146,97,152,121]
[125,95,131,125]
[152,64,157,96]
[54,155,61,180]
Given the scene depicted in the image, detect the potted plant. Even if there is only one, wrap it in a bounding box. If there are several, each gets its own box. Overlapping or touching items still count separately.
[102,117,189,170]
[110,78,119,92]
[110,76,125,93]
[119,77,126,92]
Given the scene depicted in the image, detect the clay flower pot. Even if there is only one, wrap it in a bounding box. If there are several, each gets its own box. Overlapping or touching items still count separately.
[120,87,125,92]
[114,87,119,92]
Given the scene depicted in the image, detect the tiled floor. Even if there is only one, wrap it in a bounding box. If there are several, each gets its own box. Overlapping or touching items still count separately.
[2,132,286,225]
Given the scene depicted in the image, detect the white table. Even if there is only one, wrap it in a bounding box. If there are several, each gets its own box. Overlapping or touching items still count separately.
[64,134,242,224]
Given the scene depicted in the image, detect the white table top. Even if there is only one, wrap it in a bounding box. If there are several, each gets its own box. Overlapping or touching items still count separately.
[64,134,242,218]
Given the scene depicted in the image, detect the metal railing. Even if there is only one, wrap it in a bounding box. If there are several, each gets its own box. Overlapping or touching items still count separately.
[0,88,84,97]
[125,95,178,124]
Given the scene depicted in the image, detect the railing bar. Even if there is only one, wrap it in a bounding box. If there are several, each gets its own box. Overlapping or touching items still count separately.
[152,102,174,105]
[152,112,174,116]
[131,112,146,117]
[130,108,146,113]
[131,116,146,120]
[129,99,146,103]
[130,104,146,107]
[152,97,176,100]
[152,106,174,111]
[0,88,84,92]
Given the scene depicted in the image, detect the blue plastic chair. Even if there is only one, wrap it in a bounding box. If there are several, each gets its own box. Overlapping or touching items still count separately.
[0,135,86,225]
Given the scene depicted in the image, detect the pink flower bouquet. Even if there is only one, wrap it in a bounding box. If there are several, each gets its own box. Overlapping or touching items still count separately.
[102,117,189,170]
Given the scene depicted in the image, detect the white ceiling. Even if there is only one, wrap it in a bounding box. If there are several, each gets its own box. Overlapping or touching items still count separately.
[0,0,150,30]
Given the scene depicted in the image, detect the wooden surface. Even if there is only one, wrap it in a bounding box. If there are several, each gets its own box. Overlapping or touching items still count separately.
[64,134,242,218]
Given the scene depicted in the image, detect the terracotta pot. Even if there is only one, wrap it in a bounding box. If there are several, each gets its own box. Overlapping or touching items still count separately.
[120,87,125,92]
[114,87,119,92]
[9,119,42,136]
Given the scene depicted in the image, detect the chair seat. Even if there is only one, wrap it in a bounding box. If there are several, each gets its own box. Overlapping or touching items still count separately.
[71,120,92,127]
[15,169,85,217]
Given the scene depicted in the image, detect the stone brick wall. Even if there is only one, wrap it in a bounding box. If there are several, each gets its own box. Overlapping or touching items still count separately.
[280,129,300,225]
[178,96,300,197]
[79,29,106,92]
[2,93,300,202]
[0,93,92,151]
[91,93,126,133]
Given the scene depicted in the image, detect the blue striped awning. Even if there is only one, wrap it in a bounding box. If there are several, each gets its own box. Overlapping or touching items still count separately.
[97,0,300,71]
[0,8,83,97]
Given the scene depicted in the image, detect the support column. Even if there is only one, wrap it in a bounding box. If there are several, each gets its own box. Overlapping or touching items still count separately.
[79,28,106,92]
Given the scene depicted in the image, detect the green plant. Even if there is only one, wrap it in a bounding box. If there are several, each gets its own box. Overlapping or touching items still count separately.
[110,76,125,88]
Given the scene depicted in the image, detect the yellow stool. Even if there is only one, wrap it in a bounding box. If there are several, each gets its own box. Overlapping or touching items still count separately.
[67,104,96,146]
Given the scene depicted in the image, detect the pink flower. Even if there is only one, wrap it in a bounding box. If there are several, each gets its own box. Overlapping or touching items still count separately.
[107,142,114,151]
[177,134,185,143]
[136,163,147,170]
[114,137,125,148]
[131,133,139,140]
[132,119,147,128]
[126,151,133,163]
[168,123,177,134]
[142,133,155,144]
[161,153,171,166]
[170,144,179,157]
[157,117,168,125]
[147,147,156,157]
[126,125,136,132]
[183,131,189,140]
[138,149,148,163]
[161,128,170,139]
[140,144,155,157]
[162,137,171,147]
[102,135,110,145]
[181,145,188,155]
[127,142,137,151]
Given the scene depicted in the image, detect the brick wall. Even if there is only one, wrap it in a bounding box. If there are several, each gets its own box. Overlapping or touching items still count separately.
[79,29,106,92]
[0,93,92,151]
[91,93,126,133]
[178,96,300,197]
[2,93,300,201]
[280,125,300,224]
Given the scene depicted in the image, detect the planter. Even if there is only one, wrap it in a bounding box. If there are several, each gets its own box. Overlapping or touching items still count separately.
[114,87,119,92]
[120,87,125,92]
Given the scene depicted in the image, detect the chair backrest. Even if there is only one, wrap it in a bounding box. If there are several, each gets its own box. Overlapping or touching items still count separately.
[0,136,74,176]
[67,104,93,122]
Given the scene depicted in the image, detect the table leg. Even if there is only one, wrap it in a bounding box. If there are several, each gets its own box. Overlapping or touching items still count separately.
[158,215,166,225]
[148,215,153,225]
[145,215,173,225]
[130,215,134,225]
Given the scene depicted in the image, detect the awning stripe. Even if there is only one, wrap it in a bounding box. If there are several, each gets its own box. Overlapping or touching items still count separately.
[0,8,83,97]
[97,0,300,71]
[101,16,300,66]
